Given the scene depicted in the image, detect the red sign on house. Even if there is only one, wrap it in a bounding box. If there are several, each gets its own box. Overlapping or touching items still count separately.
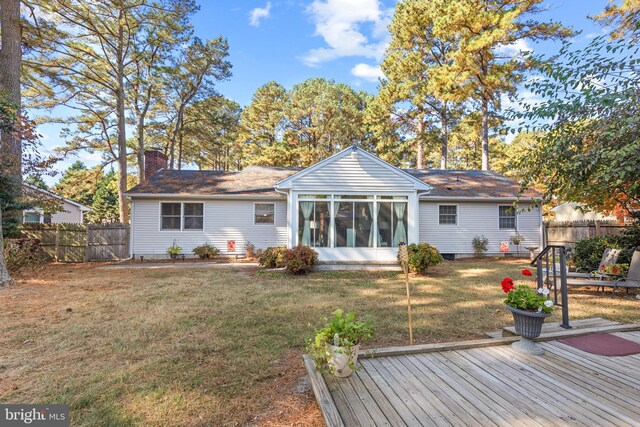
[500,241,510,253]
[227,240,235,253]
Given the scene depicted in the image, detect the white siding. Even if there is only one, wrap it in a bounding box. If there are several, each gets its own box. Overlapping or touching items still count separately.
[419,201,542,255]
[131,198,287,257]
[51,200,84,223]
[290,154,418,191]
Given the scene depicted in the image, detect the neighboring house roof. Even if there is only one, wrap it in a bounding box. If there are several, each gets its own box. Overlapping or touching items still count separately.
[22,183,91,211]
[126,166,301,197]
[407,169,540,199]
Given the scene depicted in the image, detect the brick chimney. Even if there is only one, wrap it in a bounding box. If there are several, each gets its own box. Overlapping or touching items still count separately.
[144,150,168,180]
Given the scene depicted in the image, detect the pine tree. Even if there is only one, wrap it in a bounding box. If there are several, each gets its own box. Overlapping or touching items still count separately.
[86,170,120,224]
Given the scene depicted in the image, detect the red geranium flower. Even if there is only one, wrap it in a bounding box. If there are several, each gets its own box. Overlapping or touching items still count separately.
[521,269,532,276]
[501,277,514,293]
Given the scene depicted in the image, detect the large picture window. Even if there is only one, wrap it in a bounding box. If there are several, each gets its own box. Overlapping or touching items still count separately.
[161,202,204,231]
[499,205,517,230]
[297,195,408,248]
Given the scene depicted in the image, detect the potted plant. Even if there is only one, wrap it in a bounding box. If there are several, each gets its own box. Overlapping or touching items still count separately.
[308,309,374,378]
[510,232,525,257]
[245,242,255,259]
[166,240,182,260]
[502,269,554,355]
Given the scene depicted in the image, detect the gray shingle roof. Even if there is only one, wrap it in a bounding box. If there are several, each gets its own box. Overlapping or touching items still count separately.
[126,166,539,199]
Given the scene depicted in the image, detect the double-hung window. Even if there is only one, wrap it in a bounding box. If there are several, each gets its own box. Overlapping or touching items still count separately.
[439,205,457,225]
[499,205,517,230]
[161,202,204,231]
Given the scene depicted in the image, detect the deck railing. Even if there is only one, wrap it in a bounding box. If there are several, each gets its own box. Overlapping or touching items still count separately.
[531,245,571,329]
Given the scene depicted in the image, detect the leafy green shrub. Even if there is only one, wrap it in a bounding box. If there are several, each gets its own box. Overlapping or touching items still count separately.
[403,243,443,274]
[257,246,288,268]
[616,220,640,264]
[5,238,44,273]
[192,243,220,259]
[572,236,619,270]
[472,235,489,256]
[284,245,318,274]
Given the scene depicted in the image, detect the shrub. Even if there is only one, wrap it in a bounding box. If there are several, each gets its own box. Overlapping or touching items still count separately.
[572,236,618,270]
[284,245,318,274]
[192,243,220,259]
[403,243,443,274]
[257,246,288,268]
[245,242,256,258]
[5,238,44,273]
[472,235,489,257]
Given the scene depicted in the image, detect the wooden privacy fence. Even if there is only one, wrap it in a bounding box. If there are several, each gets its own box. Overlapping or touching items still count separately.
[22,223,130,262]
[544,220,626,247]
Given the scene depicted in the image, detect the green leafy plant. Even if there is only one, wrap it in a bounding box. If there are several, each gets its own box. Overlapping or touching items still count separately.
[307,309,374,375]
[501,270,553,314]
[472,235,489,257]
[166,240,182,257]
[257,246,288,268]
[572,236,620,270]
[192,243,219,259]
[284,245,318,274]
[401,243,443,274]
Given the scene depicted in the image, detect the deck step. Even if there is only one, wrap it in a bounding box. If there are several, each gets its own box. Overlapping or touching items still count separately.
[500,317,621,338]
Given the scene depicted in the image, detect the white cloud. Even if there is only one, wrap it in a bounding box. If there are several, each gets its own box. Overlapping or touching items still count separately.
[495,39,532,56]
[302,0,392,66]
[249,2,271,27]
[351,63,384,82]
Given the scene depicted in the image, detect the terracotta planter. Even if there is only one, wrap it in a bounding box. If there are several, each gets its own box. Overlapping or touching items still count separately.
[328,344,360,378]
[506,305,551,355]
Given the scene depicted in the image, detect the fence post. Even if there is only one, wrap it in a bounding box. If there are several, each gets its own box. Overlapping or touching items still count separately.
[84,224,90,262]
[54,224,60,262]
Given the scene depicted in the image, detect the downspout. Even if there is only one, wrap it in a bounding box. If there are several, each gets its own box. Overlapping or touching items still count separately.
[116,195,135,263]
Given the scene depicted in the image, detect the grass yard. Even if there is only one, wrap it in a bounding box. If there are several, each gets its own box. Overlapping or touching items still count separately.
[1,259,639,426]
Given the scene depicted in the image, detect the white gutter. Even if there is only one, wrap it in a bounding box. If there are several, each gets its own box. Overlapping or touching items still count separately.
[125,193,286,200]
[418,195,539,202]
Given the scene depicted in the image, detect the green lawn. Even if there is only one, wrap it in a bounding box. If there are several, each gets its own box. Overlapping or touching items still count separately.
[1,260,638,426]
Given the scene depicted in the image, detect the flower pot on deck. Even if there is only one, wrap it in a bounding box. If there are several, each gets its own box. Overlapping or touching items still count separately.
[328,344,360,378]
[506,305,551,356]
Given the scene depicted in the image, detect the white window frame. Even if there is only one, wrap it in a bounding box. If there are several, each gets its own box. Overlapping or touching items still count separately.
[438,204,458,226]
[498,205,518,230]
[295,193,409,248]
[23,211,42,223]
[159,201,205,232]
[254,202,276,225]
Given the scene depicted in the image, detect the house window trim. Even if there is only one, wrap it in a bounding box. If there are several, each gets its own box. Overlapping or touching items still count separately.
[294,193,410,248]
[498,205,518,230]
[438,204,458,226]
[24,211,42,224]
[158,201,205,232]
[254,202,276,226]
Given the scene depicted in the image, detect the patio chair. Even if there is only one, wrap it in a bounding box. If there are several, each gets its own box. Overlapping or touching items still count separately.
[565,250,640,295]
[568,248,621,279]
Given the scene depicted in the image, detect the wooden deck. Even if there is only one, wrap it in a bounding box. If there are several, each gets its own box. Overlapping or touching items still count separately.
[305,324,640,427]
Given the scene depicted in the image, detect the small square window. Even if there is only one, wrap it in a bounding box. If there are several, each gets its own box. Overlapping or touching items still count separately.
[161,203,181,230]
[439,205,457,225]
[255,203,275,224]
[499,206,517,230]
[183,203,204,230]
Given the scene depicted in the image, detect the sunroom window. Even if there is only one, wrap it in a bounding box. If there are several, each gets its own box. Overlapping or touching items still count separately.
[297,195,408,248]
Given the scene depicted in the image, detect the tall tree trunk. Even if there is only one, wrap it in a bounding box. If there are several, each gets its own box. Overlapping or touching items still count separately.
[177,130,183,170]
[0,208,11,287]
[416,116,424,169]
[136,119,145,183]
[0,0,23,206]
[116,22,129,223]
[440,105,448,170]
[481,96,489,171]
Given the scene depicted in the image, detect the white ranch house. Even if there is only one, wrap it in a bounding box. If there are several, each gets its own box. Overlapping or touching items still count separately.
[22,183,90,224]
[126,147,542,262]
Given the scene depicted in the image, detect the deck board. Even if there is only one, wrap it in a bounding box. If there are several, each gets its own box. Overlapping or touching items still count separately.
[306,328,640,427]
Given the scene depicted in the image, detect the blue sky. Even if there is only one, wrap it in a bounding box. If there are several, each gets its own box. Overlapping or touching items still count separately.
[38,0,613,184]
